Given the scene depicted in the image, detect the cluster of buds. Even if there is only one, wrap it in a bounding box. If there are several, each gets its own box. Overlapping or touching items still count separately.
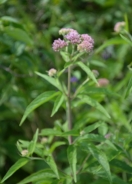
[52,28,94,53]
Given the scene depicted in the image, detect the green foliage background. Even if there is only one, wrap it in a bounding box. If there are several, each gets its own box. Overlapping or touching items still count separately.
[0,0,132,183]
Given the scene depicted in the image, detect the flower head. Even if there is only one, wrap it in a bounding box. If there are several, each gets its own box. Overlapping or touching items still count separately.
[81,34,94,44]
[21,150,28,156]
[97,78,109,87]
[52,38,67,52]
[48,68,57,77]
[77,41,93,52]
[59,28,75,35]
[65,30,80,44]
[114,21,125,33]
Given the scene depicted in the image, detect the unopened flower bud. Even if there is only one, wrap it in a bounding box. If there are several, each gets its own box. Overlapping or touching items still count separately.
[80,130,85,136]
[97,78,109,87]
[114,22,125,33]
[41,137,48,144]
[21,149,28,156]
[48,68,57,77]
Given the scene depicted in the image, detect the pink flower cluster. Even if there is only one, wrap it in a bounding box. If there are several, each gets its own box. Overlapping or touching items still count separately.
[52,28,94,53]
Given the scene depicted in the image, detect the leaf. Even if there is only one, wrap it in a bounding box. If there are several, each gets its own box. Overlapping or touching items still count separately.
[110,159,132,173]
[86,144,112,183]
[40,128,62,136]
[20,91,59,126]
[67,145,77,183]
[4,27,33,45]
[18,169,56,184]
[77,62,98,84]
[28,129,39,155]
[49,141,66,153]
[51,93,64,117]
[46,156,59,179]
[60,51,70,62]
[0,0,7,4]
[35,72,61,91]
[83,121,103,134]
[95,38,127,54]
[77,134,105,143]
[1,158,29,183]
[120,34,132,47]
[78,95,110,119]
[124,76,132,98]
[1,16,19,23]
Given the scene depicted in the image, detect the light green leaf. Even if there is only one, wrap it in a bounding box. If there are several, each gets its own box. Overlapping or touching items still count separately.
[46,156,59,179]
[83,121,104,134]
[28,129,39,155]
[120,34,132,47]
[35,72,61,91]
[1,16,19,23]
[20,91,59,126]
[124,76,132,98]
[18,169,56,184]
[40,128,62,136]
[4,27,33,45]
[77,62,98,84]
[88,144,112,183]
[77,134,105,143]
[95,38,127,54]
[60,51,70,62]
[67,145,77,183]
[51,93,64,117]
[0,0,7,4]
[1,158,29,183]
[78,95,110,119]
[49,141,66,153]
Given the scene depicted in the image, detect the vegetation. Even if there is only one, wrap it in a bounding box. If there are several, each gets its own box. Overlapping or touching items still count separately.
[0,0,132,183]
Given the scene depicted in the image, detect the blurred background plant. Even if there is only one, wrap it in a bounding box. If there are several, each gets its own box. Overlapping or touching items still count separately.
[0,0,132,183]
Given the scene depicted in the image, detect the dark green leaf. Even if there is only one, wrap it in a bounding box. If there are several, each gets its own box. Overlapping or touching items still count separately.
[67,145,77,183]
[20,91,59,125]
[1,158,29,183]
[46,156,59,179]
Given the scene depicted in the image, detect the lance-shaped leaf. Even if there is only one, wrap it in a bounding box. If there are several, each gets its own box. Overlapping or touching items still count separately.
[46,155,60,179]
[77,62,98,85]
[1,158,29,183]
[20,91,59,125]
[51,93,64,117]
[35,72,61,90]
[18,169,56,184]
[60,51,70,62]
[78,95,110,119]
[67,145,77,183]
[28,129,39,155]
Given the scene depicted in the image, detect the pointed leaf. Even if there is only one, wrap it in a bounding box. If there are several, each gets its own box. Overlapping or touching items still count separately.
[77,62,98,84]
[40,128,62,136]
[46,156,59,179]
[51,93,64,117]
[60,51,70,62]
[83,121,103,134]
[20,91,59,125]
[78,95,110,119]
[28,129,39,155]
[18,169,56,184]
[4,27,33,45]
[120,34,132,47]
[67,145,77,183]
[1,158,29,183]
[87,144,112,183]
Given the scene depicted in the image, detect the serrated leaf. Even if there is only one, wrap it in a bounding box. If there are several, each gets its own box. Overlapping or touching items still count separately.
[67,145,77,183]
[4,27,33,45]
[78,95,110,119]
[18,169,56,184]
[28,129,39,155]
[1,158,29,183]
[87,144,112,183]
[46,156,59,179]
[51,93,64,117]
[60,51,70,62]
[20,91,59,126]
[77,62,98,84]
[35,72,61,91]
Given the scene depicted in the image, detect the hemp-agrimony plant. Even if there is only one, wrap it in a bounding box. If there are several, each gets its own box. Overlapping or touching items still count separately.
[1,28,113,184]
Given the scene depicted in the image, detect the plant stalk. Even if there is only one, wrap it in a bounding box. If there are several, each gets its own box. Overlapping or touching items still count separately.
[67,65,72,144]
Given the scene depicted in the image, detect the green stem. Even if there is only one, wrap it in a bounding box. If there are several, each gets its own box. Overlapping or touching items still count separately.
[67,65,72,144]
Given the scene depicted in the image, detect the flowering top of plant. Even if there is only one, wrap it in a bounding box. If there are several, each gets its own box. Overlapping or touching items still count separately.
[52,28,94,53]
